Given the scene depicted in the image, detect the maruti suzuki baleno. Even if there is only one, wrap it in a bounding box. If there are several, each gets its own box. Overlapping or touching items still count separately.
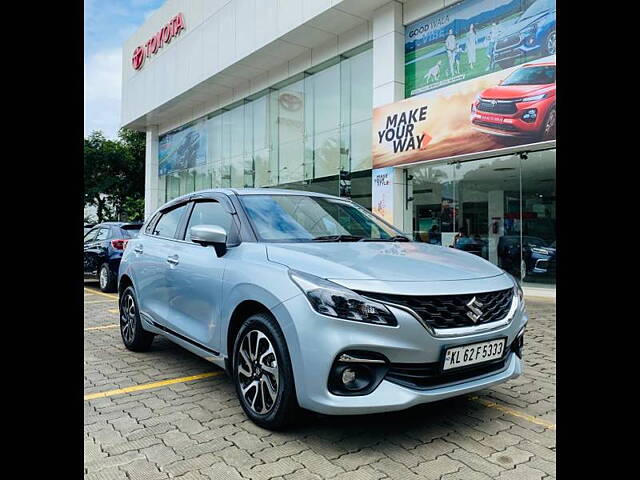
[118,189,527,429]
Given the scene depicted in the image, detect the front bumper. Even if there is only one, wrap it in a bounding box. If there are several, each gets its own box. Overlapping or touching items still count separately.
[273,292,527,415]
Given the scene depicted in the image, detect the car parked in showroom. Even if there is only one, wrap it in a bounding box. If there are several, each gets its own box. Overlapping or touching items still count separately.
[498,235,556,281]
[471,62,555,140]
[84,222,142,292]
[491,0,556,69]
[118,189,527,429]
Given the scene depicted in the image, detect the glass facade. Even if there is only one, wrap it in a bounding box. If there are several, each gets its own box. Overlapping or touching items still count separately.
[409,148,556,286]
[157,45,373,208]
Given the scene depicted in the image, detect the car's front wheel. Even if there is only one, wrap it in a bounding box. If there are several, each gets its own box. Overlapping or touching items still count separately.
[541,106,556,141]
[232,312,299,430]
[119,286,154,352]
[544,30,556,56]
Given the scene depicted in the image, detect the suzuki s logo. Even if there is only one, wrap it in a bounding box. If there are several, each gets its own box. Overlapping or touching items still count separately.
[466,297,484,323]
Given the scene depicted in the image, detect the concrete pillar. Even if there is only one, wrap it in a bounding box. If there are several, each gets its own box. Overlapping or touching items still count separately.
[488,190,504,265]
[144,125,159,220]
[371,1,409,232]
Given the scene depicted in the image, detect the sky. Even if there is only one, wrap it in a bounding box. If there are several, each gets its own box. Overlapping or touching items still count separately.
[84,0,165,139]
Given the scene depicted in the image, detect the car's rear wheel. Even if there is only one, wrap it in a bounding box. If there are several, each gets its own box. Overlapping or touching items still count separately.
[99,263,117,293]
[232,312,299,430]
[119,286,154,352]
[541,106,556,141]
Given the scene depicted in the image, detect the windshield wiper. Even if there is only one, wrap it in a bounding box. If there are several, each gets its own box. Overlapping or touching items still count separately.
[362,235,411,242]
[311,235,364,242]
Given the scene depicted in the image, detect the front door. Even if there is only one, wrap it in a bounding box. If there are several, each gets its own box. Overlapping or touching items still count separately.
[166,200,234,351]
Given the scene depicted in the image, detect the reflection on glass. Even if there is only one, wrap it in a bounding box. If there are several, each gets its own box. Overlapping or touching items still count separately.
[157,46,373,205]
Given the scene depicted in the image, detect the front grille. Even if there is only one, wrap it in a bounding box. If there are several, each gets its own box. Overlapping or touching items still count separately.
[477,99,517,114]
[472,120,519,132]
[386,354,510,390]
[359,288,514,330]
[496,34,520,50]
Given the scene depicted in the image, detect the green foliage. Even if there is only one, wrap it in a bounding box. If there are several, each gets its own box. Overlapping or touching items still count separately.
[84,128,146,222]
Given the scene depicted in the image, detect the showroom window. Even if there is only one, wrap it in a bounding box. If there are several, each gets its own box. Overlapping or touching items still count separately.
[409,149,556,286]
[157,44,373,206]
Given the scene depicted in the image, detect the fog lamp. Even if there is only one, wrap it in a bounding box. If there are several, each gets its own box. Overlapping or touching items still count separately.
[522,109,538,123]
[342,368,357,386]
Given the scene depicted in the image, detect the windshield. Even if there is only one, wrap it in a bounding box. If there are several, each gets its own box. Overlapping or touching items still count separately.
[240,195,402,242]
[502,65,555,85]
[518,0,551,23]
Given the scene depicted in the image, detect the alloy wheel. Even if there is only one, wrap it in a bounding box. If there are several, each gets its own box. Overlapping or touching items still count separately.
[120,293,137,344]
[547,32,556,55]
[99,266,109,290]
[236,330,279,414]
[543,109,556,139]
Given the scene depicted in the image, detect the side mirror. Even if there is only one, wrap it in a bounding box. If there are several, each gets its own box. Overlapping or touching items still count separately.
[190,224,227,257]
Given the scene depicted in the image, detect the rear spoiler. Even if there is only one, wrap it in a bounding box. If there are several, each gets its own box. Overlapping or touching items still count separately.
[121,223,143,230]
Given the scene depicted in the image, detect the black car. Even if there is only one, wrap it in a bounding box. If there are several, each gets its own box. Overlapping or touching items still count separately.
[83,222,142,292]
[498,235,556,281]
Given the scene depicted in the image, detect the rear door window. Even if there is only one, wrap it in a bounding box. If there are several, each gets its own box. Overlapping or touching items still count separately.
[95,228,110,241]
[152,204,189,239]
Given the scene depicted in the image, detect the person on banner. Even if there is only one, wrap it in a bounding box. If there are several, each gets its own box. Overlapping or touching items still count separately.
[445,29,457,77]
[485,22,499,72]
[466,23,477,70]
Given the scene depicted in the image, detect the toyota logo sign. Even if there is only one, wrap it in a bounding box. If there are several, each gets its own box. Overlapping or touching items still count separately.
[132,46,145,70]
[131,13,186,71]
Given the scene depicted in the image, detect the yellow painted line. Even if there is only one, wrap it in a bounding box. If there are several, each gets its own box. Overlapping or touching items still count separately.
[84,288,118,300]
[85,324,119,331]
[85,300,117,304]
[469,396,556,430]
[84,372,222,401]
[108,309,119,314]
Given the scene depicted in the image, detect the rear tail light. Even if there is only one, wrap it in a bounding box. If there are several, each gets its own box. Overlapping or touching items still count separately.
[111,239,126,250]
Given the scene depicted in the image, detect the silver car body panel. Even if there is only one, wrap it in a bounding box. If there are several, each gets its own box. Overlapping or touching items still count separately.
[119,188,526,415]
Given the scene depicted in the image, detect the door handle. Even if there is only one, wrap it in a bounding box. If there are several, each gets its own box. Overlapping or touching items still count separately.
[166,255,179,266]
[134,245,143,254]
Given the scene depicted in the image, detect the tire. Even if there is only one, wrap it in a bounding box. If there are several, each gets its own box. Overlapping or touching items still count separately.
[232,312,299,430]
[543,30,556,56]
[119,286,154,352]
[540,105,556,141]
[99,263,117,293]
[520,259,527,282]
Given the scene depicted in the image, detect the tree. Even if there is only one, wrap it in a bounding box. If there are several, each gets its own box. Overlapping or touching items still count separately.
[84,128,146,222]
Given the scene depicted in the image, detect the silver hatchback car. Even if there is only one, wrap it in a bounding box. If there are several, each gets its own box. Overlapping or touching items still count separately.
[118,188,527,429]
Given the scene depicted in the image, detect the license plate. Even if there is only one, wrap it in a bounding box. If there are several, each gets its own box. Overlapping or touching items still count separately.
[478,114,504,123]
[442,338,506,371]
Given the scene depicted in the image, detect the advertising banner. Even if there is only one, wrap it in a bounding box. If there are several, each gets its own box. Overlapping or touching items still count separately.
[405,0,556,97]
[371,167,395,223]
[373,55,555,168]
[159,119,207,175]
[374,0,556,169]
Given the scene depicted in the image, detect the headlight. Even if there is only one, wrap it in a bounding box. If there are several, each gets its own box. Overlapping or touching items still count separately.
[505,272,524,304]
[521,93,547,102]
[289,270,398,326]
[521,24,538,39]
[531,247,550,255]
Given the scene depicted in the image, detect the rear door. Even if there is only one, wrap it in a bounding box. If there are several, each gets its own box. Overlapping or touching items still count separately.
[165,197,236,351]
[83,228,99,276]
[136,203,190,327]
[84,227,110,276]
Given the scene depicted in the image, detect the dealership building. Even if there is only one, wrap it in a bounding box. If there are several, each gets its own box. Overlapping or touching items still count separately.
[121,0,556,290]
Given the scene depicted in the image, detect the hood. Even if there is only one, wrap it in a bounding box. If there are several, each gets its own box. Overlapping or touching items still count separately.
[480,83,554,99]
[498,10,549,38]
[266,242,504,282]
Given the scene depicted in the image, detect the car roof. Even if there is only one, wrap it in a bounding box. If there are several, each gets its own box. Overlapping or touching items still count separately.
[94,222,143,227]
